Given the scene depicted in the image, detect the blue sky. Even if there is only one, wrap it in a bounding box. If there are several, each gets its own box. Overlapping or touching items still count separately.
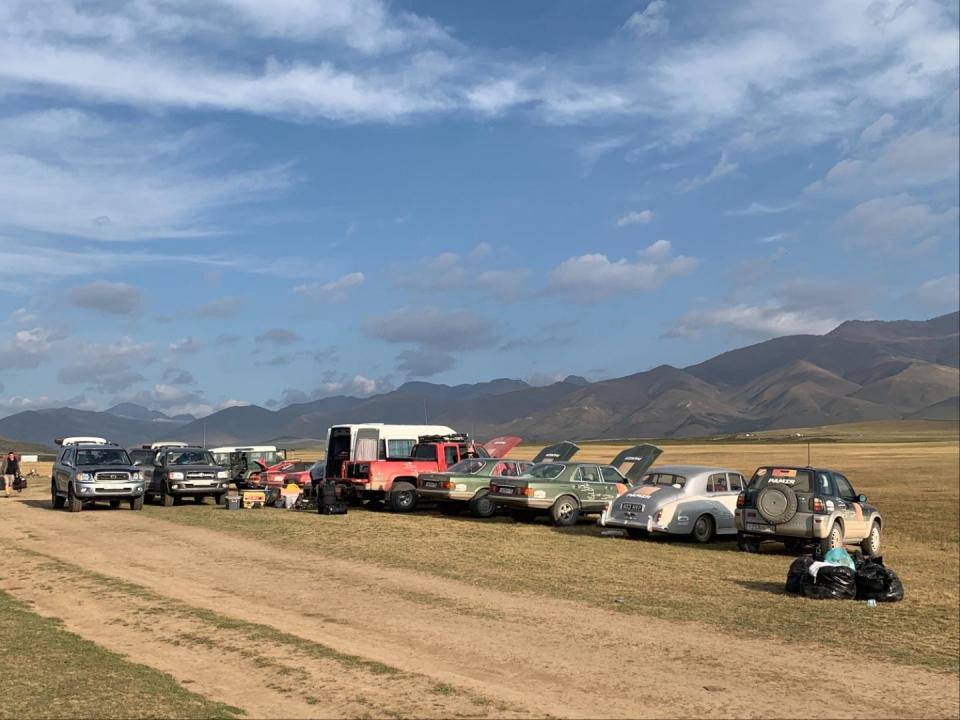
[0,0,957,418]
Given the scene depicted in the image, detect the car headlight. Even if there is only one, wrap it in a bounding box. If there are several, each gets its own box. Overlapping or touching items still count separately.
[169,472,185,480]
[216,470,229,480]
[77,472,93,482]
[131,471,141,481]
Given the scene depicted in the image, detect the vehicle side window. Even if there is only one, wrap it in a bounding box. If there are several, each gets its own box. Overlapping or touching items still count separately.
[444,446,459,467]
[727,473,744,492]
[491,462,511,477]
[818,473,833,496]
[387,439,415,457]
[64,448,74,466]
[579,465,601,482]
[706,473,728,493]
[834,473,856,500]
[601,466,626,484]
[517,462,533,475]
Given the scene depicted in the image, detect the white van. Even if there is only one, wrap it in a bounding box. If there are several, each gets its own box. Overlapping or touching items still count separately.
[55,436,108,446]
[324,424,455,480]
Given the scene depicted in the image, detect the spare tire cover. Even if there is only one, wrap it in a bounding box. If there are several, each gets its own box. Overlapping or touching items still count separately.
[756,485,798,524]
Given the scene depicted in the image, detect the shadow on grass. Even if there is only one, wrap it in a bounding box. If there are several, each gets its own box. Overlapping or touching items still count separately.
[20,498,140,512]
[732,579,787,595]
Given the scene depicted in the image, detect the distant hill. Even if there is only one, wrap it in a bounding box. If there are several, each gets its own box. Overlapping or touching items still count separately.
[105,403,196,423]
[0,312,955,445]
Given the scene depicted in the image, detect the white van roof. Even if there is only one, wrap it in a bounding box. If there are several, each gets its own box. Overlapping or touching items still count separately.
[57,436,108,446]
[150,441,190,449]
[210,445,279,453]
[329,424,456,439]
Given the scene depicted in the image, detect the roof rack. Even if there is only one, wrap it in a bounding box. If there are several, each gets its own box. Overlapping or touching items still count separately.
[56,436,109,446]
[417,433,472,445]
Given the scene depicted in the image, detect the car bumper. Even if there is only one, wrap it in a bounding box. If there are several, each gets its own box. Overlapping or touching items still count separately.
[492,495,552,510]
[599,510,671,534]
[735,512,827,539]
[417,488,473,502]
[75,482,145,499]
[167,481,230,496]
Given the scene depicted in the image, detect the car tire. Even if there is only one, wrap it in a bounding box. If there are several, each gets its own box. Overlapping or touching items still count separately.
[67,484,82,513]
[737,532,760,553]
[214,493,226,505]
[51,481,65,509]
[818,522,844,555]
[756,485,799,525]
[469,490,497,519]
[550,495,579,526]
[626,528,648,540]
[109,500,121,509]
[389,482,417,513]
[130,496,144,511]
[438,502,461,516]
[860,521,881,557]
[692,515,715,544]
[509,509,537,523]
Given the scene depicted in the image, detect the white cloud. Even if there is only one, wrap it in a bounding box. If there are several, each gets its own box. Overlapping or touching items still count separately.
[69,281,142,315]
[0,326,68,370]
[398,249,529,302]
[907,274,960,310]
[758,232,789,244]
[859,113,897,145]
[668,304,843,339]
[677,152,737,191]
[623,1,670,37]
[58,337,152,393]
[616,209,655,227]
[294,272,365,302]
[725,201,798,216]
[169,337,206,354]
[835,194,959,255]
[546,240,698,303]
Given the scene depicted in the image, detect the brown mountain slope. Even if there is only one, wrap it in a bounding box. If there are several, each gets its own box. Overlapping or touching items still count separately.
[851,362,960,412]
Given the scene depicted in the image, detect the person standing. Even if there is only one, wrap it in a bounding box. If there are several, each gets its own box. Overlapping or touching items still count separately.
[2,451,19,498]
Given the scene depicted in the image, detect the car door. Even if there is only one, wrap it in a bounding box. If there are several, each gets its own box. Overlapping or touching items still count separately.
[574,465,602,509]
[833,473,868,539]
[55,448,72,493]
[599,466,629,501]
[705,473,736,531]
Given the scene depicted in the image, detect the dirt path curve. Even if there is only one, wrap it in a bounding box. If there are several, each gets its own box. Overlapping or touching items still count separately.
[2,499,957,719]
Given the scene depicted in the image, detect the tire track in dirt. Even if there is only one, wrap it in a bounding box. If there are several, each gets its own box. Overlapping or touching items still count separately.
[2,500,957,719]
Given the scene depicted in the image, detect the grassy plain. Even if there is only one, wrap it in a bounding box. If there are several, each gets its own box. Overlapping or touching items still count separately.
[173,424,960,674]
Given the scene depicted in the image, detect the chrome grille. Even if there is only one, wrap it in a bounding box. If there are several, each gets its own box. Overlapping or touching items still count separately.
[187,472,215,479]
[95,471,131,481]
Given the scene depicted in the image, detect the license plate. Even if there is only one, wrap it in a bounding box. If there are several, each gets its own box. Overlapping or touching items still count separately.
[499,487,515,495]
[621,502,644,512]
[746,522,772,532]
[423,481,438,488]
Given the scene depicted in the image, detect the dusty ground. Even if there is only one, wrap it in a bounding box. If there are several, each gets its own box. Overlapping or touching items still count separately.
[1,435,958,719]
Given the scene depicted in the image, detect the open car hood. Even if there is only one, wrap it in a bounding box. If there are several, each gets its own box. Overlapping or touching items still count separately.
[482,436,522,459]
[531,441,580,464]
[609,444,662,483]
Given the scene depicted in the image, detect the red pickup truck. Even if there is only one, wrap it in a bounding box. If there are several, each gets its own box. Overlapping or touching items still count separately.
[339,434,520,512]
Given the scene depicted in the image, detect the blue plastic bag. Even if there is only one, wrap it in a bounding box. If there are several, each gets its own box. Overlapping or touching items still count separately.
[823,547,855,570]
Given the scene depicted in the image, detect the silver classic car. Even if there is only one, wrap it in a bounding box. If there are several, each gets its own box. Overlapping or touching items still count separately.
[599,465,746,543]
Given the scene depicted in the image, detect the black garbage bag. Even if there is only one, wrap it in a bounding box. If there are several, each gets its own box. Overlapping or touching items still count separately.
[801,565,856,600]
[786,556,815,595]
[855,558,904,602]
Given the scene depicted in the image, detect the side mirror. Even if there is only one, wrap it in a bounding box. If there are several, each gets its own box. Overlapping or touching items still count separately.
[858,494,867,503]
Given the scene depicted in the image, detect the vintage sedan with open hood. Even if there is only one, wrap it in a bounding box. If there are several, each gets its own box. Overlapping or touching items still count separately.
[489,444,661,526]
[599,465,746,543]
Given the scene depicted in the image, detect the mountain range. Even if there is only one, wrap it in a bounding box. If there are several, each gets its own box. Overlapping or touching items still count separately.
[0,312,956,449]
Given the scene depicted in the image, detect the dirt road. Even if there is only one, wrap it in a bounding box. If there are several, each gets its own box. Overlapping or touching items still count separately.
[1,496,957,719]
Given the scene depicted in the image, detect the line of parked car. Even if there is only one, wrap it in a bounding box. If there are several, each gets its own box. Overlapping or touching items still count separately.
[48,424,884,556]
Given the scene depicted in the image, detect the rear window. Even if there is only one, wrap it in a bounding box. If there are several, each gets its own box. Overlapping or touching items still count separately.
[529,463,564,479]
[748,467,813,493]
[448,459,487,475]
[642,473,686,488]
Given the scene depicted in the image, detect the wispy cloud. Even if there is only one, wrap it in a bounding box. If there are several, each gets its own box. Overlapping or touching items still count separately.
[677,152,737,192]
[725,201,798,216]
[616,209,655,227]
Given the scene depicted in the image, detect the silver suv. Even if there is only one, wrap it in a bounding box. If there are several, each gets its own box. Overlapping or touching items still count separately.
[51,441,145,512]
[734,466,882,555]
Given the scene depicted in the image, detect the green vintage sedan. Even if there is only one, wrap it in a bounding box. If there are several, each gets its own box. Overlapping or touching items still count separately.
[489,444,662,526]
[417,441,579,518]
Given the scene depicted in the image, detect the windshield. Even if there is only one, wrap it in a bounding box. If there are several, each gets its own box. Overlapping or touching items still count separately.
[76,448,131,466]
[528,463,564,479]
[166,450,216,466]
[447,459,487,475]
[641,472,686,488]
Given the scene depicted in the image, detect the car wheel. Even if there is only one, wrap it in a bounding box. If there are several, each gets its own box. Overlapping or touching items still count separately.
[756,485,799,525]
[109,500,121,509]
[214,493,226,505]
[737,532,760,553]
[51,481,65,509]
[860,521,881,557]
[469,490,497,518]
[550,495,579,526]
[389,482,417,513]
[692,515,715,544]
[438,502,461,516]
[509,509,536,523]
[818,522,844,555]
[626,528,648,540]
[67,484,83,513]
[129,496,144,511]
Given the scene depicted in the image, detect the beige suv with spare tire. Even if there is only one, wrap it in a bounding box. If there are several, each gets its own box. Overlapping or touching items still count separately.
[734,466,882,555]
